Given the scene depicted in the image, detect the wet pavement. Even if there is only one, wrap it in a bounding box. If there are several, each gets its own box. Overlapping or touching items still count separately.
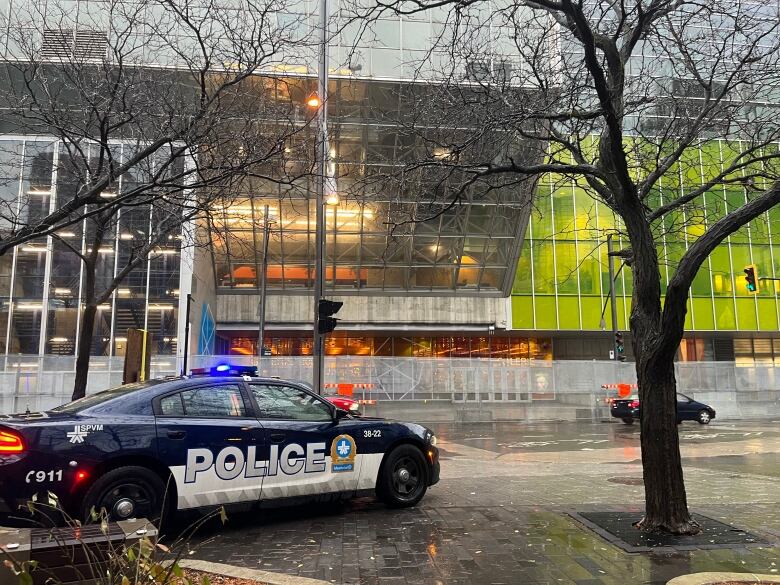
[190,419,780,584]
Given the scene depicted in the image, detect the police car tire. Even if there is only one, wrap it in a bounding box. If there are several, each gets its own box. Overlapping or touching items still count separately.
[81,466,167,523]
[377,445,428,508]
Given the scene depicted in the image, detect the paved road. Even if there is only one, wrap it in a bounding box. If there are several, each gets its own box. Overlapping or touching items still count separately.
[190,419,780,585]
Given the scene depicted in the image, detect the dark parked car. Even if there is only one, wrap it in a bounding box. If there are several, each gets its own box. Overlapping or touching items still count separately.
[611,393,716,425]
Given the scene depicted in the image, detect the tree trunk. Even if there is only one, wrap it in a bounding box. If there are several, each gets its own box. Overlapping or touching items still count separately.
[634,353,700,534]
[72,303,97,401]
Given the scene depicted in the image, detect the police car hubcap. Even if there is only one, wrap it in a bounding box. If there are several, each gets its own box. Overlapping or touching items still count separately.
[114,498,135,518]
[392,457,420,497]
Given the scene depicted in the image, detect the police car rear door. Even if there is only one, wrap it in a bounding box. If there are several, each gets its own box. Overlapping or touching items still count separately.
[154,381,265,510]
[247,383,361,500]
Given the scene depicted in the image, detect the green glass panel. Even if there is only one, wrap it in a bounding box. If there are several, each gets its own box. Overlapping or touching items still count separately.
[664,242,685,289]
[580,296,603,330]
[554,241,579,294]
[511,295,534,329]
[699,141,723,183]
[577,240,601,295]
[691,297,715,331]
[714,298,736,330]
[709,245,732,296]
[552,186,575,237]
[534,295,557,329]
[703,187,727,222]
[532,185,553,240]
[735,298,758,330]
[685,300,693,331]
[532,241,555,294]
[757,298,778,331]
[724,187,749,243]
[513,242,532,293]
[769,202,780,238]
[691,257,712,296]
[573,188,599,239]
[596,201,616,231]
[557,296,580,330]
[750,213,771,244]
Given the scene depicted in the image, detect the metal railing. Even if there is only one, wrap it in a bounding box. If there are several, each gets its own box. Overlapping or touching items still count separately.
[0,355,777,419]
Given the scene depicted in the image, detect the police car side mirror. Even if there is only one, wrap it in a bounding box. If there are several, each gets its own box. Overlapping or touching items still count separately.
[334,407,349,421]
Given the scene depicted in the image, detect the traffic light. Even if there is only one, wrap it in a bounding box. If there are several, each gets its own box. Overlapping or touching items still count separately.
[615,332,626,362]
[744,265,758,294]
[317,299,343,334]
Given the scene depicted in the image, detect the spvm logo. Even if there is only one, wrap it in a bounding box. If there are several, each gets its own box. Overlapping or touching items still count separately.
[67,424,104,444]
[331,434,356,473]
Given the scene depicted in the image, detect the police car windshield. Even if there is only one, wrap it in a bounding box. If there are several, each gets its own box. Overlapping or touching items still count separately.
[51,381,163,413]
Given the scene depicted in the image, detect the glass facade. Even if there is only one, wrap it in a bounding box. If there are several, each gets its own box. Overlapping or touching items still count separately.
[0,137,180,357]
[210,79,530,295]
[223,334,553,360]
[511,139,780,333]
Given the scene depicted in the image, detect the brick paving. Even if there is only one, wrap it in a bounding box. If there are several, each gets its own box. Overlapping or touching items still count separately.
[190,420,780,584]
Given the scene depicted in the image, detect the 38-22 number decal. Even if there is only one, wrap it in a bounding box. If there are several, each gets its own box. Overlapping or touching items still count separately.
[25,470,63,484]
[363,430,381,438]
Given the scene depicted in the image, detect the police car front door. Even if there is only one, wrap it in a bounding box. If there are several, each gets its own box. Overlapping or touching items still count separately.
[248,383,361,500]
[155,383,265,510]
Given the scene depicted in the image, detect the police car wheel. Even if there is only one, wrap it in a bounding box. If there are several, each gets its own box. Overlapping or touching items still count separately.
[81,466,166,523]
[377,445,428,508]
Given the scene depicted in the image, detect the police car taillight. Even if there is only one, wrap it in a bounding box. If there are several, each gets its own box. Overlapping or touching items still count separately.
[0,430,23,453]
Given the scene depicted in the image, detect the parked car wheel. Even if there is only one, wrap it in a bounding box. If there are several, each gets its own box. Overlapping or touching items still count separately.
[697,410,712,425]
[377,445,428,508]
[621,417,634,425]
[81,466,167,523]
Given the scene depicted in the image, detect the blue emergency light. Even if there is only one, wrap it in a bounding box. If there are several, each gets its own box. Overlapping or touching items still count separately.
[190,364,259,377]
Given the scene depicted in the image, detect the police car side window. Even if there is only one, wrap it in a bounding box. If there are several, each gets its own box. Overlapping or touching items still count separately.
[250,384,332,421]
[159,385,247,418]
[160,393,185,416]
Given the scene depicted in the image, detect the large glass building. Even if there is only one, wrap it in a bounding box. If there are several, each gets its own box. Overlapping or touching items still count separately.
[0,138,181,360]
[0,0,778,367]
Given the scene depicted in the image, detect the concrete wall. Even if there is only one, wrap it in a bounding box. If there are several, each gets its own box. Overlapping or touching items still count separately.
[217,294,509,328]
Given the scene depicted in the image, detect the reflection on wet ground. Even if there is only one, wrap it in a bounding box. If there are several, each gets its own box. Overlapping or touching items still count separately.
[191,419,780,584]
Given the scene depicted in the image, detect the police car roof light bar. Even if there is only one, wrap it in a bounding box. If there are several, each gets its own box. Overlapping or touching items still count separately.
[208,364,259,377]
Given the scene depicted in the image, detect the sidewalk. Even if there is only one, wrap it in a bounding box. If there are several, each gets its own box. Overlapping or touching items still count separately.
[190,421,780,584]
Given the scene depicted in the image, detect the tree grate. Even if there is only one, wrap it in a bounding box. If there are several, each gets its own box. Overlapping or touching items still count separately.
[569,510,774,552]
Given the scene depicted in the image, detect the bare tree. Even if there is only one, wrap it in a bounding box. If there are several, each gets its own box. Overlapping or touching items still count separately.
[348,0,780,533]
[0,0,317,252]
[0,0,322,394]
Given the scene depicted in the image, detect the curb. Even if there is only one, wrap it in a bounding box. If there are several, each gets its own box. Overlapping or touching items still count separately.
[179,559,330,585]
[667,572,780,585]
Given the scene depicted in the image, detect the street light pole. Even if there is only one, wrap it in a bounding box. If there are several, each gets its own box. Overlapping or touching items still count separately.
[607,234,619,360]
[312,0,329,395]
[257,204,271,357]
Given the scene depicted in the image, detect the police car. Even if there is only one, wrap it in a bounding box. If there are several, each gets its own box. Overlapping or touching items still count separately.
[0,365,439,523]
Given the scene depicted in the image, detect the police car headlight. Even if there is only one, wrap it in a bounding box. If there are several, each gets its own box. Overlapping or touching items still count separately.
[349,403,360,411]
[428,434,437,447]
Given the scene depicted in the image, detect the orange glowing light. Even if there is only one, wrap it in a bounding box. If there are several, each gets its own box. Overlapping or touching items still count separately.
[0,431,23,452]
[306,95,321,108]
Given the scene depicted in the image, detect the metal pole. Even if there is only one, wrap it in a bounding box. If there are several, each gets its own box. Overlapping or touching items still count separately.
[181,294,193,376]
[312,0,329,395]
[258,204,271,357]
[607,234,619,360]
